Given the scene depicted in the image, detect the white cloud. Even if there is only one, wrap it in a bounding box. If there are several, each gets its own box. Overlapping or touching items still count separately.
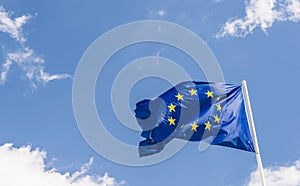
[286,0,300,21]
[147,9,167,18]
[0,5,31,43]
[0,58,12,84]
[0,47,71,88]
[0,143,126,186]
[0,4,71,88]
[217,0,300,38]
[157,10,167,17]
[246,160,300,186]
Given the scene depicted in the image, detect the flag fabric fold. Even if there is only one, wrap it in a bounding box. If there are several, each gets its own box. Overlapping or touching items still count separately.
[135,81,255,157]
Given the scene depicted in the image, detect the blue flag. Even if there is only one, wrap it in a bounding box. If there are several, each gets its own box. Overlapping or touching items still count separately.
[135,81,255,157]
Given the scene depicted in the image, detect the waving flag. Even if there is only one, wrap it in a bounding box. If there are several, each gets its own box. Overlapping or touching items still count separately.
[135,81,255,157]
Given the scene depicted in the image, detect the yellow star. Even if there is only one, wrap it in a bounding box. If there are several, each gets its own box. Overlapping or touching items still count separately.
[205,90,213,98]
[175,93,184,101]
[168,103,176,112]
[205,121,211,131]
[216,96,221,101]
[189,88,197,96]
[216,103,222,112]
[190,122,198,132]
[168,116,176,125]
[213,114,220,124]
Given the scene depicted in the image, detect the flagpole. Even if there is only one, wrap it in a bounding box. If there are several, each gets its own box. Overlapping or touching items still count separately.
[241,80,266,186]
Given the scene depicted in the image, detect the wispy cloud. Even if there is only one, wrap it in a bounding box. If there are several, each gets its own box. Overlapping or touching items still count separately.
[0,4,71,88]
[0,5,31,43]
[0,47,71,88]
[157,10,167,17]
[0,57,12,84]
[0,143,126,186]
[147,9,167,18]
[217,0,300,38]
[246,160,300,186]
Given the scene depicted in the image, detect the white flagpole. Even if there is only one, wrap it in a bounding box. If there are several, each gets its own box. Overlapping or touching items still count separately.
[241,80,266,186]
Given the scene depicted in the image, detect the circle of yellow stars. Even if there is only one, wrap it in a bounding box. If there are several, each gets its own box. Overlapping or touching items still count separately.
[165,88,223,133]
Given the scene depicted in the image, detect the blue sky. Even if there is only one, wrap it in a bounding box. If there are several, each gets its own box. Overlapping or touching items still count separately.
[1,0,300,186]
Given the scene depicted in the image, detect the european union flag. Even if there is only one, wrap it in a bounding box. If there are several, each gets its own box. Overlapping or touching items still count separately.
[135,81,255,157]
